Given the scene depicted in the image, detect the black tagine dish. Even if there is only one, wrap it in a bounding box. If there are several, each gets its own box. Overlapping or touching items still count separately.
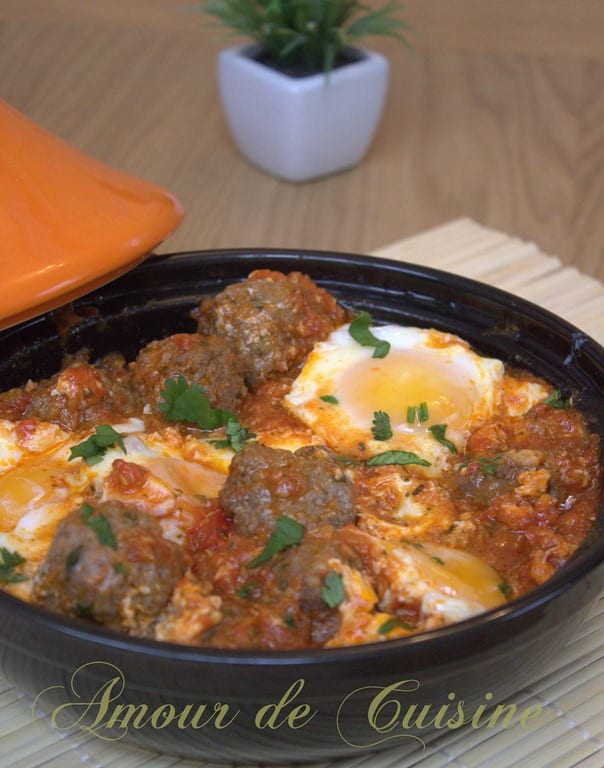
[0,249,602,764]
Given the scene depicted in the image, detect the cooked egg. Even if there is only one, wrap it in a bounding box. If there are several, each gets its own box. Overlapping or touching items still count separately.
[284,323,506,471]
[0,419,231,584]
[85,428,230,544]
[341,528,506,631]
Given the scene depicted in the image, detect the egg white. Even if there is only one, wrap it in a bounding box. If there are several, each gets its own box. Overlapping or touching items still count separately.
[283,323,506,471]
[0,419,232,591]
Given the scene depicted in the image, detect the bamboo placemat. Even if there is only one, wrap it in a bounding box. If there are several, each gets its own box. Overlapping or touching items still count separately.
[1,218,602,767]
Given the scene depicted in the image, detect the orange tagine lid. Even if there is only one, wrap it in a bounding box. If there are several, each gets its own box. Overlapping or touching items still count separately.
[0,98,184,331]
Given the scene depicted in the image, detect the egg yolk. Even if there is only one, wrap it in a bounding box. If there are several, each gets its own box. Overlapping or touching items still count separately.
[334,350,476,430]
[417,544,506,609]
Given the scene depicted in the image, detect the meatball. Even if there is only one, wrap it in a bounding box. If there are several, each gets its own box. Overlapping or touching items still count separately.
[193,270,350,390]
[17,360,140,432]
[219,443,356,537]
[32,501,185,635]
[131,332,247,414]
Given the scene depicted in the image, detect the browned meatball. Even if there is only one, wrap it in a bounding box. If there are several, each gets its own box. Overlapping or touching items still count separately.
[193,270,350,390]
[14,360,140,432]
[32,501,185,636]
[131,332,247,414]
[219,443,356,537]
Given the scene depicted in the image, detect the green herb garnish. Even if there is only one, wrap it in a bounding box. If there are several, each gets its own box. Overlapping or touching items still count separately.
[377,617,413,635]
[320,394,339,404]
[283,614,296,628]
[477,457,500,476]
[321,571,345,608]
[80,503,117,550]
[69,424,126,466]
[371,410,393,441]
[236,583,259,599]
[544,389,571,409]
[348,311,390,359]
[367,450,431,467]
[0,547,27,583]
[211,420,257,452]
[160,376,255,451]
[246,515,304,568]
[432,556,445,566]
[498,582,513,599]
[406,402,429,424]
[428,424,457,454]
[159,375,237,430]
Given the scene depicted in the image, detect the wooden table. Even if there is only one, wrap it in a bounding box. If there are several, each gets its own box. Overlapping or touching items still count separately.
[2,0,603,280]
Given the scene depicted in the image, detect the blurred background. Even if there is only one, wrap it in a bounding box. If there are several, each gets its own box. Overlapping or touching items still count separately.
[2,0,603,279]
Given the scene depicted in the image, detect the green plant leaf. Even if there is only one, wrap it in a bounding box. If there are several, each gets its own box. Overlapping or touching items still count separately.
[0,547,27,583]
[371,410,393,441]
[211,420,257,452]
[69,424,127,466]
[544,389,571,409]
[377,616,413,634]
[321,570,345,607]
[367,450,431,467]
[188,0,411,73]
[80,503,118,550]
[348,311,390,358]
[159,376,237,430]
[428,423,457,454]
[246,515,305,567]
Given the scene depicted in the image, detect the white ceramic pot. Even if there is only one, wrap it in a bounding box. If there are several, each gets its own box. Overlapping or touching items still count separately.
[217,45,389,183]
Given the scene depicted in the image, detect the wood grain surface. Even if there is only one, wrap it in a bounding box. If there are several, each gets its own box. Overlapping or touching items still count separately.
[2,1,603,279]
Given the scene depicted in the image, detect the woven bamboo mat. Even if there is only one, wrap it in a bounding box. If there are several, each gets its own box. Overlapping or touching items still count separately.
[1,218,602,767]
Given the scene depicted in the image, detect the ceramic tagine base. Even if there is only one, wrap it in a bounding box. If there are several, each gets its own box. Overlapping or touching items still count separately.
[217,45,390,183]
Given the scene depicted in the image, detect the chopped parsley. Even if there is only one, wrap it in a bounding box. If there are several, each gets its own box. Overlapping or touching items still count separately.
[432,556,445,566]
[406,402,429,424]
[428,424,457,454]
[477,457,501,476]
[80,503,117,550]
[69,424,126,466]
[236,583,259,599]
[321,571,345,608]
[348,311,390,359]
[211,420,257,452]
[377,617,413,635]
[371,411,393,441]
[283,614,296,628]
[246,515,304,568]
[367,450,431,468]
[320,394,339,405]
[0,547,27,583]
[498,582,513,599]
[160,376,255,451]
[159,375,236,430]
[461,456,501,476]
[544,389,571,409]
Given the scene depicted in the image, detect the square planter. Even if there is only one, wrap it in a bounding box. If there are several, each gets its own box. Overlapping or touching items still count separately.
[217,45,389,183]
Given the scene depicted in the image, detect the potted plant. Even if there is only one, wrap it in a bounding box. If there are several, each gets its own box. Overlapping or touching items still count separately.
[190,0,410,182]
